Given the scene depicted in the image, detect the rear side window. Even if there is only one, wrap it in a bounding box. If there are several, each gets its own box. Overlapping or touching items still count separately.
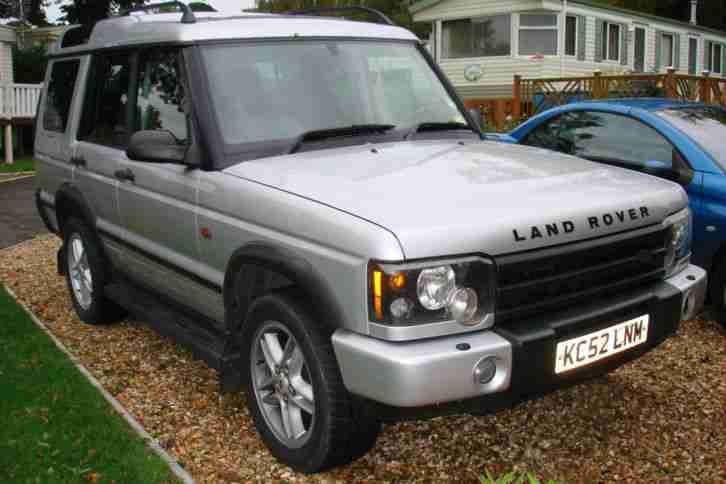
[79,53,132,147]
[43,60,80,133]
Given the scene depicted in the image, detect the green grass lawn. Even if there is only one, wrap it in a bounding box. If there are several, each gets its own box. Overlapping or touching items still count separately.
[0,286,179,484]
[0,158,35,174]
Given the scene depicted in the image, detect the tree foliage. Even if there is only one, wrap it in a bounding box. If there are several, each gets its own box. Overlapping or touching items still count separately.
[595,0,725,32]
[255,0,429,37]
[12,43,46,82]
[0,0,48,25]
[59,0,145,25]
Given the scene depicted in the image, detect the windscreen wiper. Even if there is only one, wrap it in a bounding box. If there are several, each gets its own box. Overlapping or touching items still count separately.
[404,121,477,140]
[288,124,396,154]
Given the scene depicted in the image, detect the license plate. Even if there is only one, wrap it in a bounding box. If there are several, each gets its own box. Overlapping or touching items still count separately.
[555,315,650,374]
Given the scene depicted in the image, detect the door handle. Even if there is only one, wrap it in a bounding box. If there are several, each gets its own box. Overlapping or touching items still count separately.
[114,168,135,182]
[69,156,86,167]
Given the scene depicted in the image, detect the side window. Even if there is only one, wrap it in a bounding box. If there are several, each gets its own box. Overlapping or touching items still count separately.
[43,60,80,133]
[525,111,674,167]
[134,49,188,143]
[522,114,575,153]
[79,53,132,147]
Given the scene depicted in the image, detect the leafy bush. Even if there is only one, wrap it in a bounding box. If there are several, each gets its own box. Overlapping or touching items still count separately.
[13,43,47,84]
[480,470,559,484]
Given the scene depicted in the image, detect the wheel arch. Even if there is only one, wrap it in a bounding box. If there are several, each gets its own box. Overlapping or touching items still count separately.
[223,243,347,336]
[54,182,97,236]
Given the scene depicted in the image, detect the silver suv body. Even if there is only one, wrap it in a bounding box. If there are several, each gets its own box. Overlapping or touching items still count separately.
[35,4,707,472]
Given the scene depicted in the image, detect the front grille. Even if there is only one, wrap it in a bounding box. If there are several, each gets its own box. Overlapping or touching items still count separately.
[495,228,669,323]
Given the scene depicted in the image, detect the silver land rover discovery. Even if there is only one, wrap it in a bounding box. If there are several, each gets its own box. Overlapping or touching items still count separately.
[34,2,707,473]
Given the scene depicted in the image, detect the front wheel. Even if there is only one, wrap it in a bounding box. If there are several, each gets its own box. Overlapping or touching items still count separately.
[240,290,380,473]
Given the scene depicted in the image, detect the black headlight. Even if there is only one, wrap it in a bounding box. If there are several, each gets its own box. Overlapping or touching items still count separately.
[368,256,495,327]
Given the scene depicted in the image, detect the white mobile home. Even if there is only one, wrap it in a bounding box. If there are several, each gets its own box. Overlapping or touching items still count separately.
[410,0,726,100]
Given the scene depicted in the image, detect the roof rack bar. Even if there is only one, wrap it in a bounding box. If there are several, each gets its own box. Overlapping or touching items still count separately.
[286,6,395,26]
[125,1,196,24]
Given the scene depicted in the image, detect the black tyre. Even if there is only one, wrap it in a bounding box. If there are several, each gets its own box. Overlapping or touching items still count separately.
[63,218,124,325]
[240,290,380,473]
[710,258,726,328]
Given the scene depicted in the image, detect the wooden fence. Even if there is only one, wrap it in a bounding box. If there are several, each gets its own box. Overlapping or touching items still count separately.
[468,69,726,132]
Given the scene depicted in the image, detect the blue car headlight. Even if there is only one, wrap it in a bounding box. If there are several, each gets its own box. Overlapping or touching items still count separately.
[664,208,692,278]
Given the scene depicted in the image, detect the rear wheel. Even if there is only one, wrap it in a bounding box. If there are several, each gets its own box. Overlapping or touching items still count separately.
[240,290,380,473]
[63,218,124,325]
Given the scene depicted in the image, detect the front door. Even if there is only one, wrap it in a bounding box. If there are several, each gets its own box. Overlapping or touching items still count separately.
[634,27,646,72]
[113,47,223,323]
[75,52,132,228]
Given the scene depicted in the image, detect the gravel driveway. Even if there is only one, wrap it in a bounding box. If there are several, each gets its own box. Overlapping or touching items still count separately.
[2,235,724,483]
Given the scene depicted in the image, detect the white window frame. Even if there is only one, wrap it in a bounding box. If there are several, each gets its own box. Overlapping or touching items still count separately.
[518,12,559,57]
[633,25,648,72]
[661,33,675,68]
[688,36,699,74]
[564,15,578,57]
[601,21,622,62]
[440,14,513,60]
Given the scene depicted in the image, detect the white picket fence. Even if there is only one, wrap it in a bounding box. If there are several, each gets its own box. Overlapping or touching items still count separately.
[0,83,43,119]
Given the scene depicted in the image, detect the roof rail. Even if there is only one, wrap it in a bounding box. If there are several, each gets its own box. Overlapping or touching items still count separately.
[125,1,197,24]
[286,6,395,26]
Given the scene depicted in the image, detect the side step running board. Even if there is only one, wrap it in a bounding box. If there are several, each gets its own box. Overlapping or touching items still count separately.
[105,281,243,392]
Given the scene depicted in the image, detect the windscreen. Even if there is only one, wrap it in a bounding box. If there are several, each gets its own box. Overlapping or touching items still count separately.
[657,106,726,170]
[201,41,465,146]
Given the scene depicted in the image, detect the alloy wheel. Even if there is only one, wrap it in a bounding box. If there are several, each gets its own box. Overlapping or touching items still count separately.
[250,321,316,449]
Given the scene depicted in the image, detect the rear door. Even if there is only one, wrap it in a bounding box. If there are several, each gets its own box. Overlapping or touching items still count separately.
[34,57,83,198]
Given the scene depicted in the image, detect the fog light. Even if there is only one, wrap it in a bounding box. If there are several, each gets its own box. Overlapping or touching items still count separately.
[473,357,497,384]
[448,287,479,324]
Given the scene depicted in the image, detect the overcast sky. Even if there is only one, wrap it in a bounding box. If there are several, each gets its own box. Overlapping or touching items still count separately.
[46,0,256,23]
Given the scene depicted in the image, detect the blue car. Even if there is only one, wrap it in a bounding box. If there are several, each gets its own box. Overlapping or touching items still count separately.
[492,99,726,326]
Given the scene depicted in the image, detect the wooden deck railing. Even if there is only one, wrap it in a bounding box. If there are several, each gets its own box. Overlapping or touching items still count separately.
[0,83,43,120]
[468,69,726,133]
[513,68,726,125]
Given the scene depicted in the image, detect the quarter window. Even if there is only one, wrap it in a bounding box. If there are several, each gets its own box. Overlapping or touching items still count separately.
[519,13,558,56]
[43,60,80,133]
[441,15,511,58]
[524,111,674,168]
[135,49,188,143]
[79,53,133,147]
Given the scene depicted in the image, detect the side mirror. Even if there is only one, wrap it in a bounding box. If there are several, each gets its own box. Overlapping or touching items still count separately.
[126,130,188,164]
[467,107,482,130]
[643,160,693,186]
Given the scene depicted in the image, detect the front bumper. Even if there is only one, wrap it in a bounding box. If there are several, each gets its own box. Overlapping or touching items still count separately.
[332,264,706,410]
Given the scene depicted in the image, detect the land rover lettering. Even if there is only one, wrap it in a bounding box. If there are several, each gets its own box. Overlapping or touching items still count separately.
[513,207,652,242]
